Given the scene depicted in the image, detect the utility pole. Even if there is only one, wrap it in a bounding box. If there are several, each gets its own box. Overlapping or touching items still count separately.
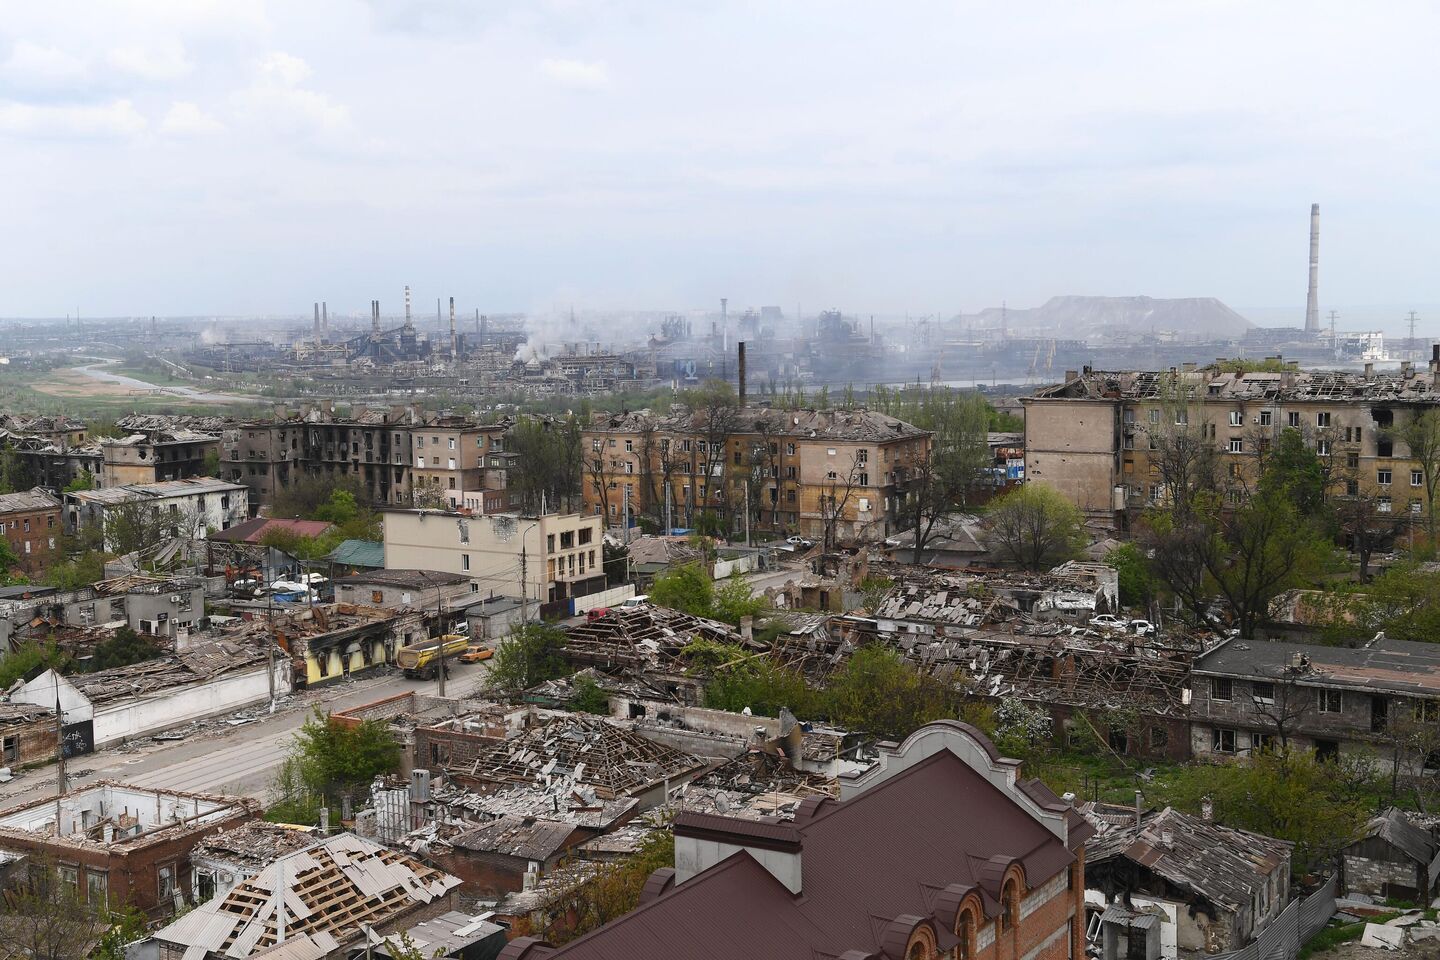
[54,673,66,823]
[266,550,277,714]
[433,573,447,698]
[519,540,529,627]
[664,482,671,537]
[1408,311,1420,360]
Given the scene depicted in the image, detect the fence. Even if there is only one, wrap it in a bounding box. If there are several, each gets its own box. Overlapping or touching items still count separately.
[1210,874,1338,960]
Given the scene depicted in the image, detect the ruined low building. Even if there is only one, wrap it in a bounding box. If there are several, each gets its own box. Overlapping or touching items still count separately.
[0,782,256,919]
[1190,635,1440,771]
[151,832,462,960]
[0,702,57,769]
[1340,808,1440,904]
[1084,806,1292,957]
[188,820,320,904]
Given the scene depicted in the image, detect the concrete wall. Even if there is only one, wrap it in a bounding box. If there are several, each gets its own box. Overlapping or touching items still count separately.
[571,584,636,615]
[1022,398,1120,523]
[89,660,292,747]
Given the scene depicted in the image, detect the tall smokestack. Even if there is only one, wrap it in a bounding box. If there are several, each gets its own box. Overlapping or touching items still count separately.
[721,298,728,352]
[449,297,457,361]
[1305,203,1320,334]
[313,302,320,336]
[738,341,747,407]
[372,300,380,336]
[321,301,328,332]
[404,285,412,327]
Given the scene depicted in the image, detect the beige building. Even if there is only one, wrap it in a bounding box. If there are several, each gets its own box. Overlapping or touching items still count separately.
[1024,361,1440,529]
[382,509,606,608]
[581,407,930,543]
[100,428,219,488]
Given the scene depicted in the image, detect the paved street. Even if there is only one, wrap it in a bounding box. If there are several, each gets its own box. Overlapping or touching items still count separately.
[0,659,493,809]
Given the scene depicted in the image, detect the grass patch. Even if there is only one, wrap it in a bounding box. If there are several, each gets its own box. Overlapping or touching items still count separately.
[1298,912,1399,960]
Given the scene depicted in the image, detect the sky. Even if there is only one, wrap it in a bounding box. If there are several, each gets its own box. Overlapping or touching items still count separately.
[1,1,1438,327]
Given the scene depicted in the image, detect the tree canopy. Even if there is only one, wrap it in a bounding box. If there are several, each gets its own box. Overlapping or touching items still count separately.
[985,483,1086,571]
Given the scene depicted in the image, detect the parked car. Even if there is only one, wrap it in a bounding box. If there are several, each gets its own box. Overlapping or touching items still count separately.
[586,607,611,622]
[458,645,493,664]
[787,536,814,548]
[1129,619,1156,636]
[617,595,649,609]
[1088,614,1129,630]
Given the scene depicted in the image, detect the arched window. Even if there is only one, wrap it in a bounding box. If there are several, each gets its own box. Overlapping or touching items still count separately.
[956,907,977,960]
[906,926,937,960]
[1001,879,1020,932]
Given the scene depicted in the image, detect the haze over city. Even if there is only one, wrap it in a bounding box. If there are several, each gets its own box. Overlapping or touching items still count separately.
[3,0,1439,327]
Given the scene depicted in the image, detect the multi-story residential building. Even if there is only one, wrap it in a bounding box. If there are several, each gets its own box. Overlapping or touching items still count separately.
[1189,634,1440,772]
[383,509,607,608]
[0,487,63,576]
[225,405,513,510]
[581,407,930,542]
[1024,360,1440,529]
[409,416,510,504]
[99,428,220,488]
[65,478,248,550]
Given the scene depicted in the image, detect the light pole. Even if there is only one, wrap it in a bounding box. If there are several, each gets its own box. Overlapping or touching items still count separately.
[517,520,540,627]
[418,570,448,697]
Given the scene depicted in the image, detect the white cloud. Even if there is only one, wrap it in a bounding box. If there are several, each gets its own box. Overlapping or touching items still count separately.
[107,44,194,81]
[2,40,89,88]
[236,52,349,136]
[539,57,609,89]
[0,98,146,138]
[160,100,223,135]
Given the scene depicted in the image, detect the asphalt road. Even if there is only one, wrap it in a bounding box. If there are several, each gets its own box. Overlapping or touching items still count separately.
[0,659,493,809]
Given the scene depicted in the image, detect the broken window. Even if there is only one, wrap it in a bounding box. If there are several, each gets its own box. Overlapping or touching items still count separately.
[1251,681,1275,704]
[158,864,176,900]
[87,871,108,906]
[1317,689,1342,713]
[1149,726,1169,750]
[1211,728,1237,753]
[1377,437,1394,457]
[1211,677,1233,701]
[1373,408,1394,428]
[1251,732,1275,753]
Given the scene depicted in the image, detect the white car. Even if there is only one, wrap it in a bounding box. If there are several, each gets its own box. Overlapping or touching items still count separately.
[617,595,649,609]
[1089,614,1129,631]
[787,536,814,548]
[1129,619,1157,636]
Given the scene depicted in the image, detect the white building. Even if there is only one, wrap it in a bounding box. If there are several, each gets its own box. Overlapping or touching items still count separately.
[64,477,248,550]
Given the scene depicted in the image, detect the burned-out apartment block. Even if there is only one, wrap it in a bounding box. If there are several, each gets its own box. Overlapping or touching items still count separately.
[1024,361,1440,529]
[1189,635,1440,771]
[0,782,255,918]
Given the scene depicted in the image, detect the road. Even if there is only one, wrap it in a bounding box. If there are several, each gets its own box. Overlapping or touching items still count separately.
[68,358,242,403]
[0,660,493,809]
[744,564,809,596]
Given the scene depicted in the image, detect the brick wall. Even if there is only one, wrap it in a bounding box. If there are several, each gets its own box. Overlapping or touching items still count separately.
[1343,853,1423,901]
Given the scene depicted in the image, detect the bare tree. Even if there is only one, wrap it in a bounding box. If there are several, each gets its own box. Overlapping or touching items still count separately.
[679,380,742,534]
[821,452,864,550]
[0,866,106,960]
[1247,664,1316,756]
[1144,377,1221,515]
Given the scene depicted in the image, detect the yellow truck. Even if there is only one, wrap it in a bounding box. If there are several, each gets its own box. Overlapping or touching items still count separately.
[395,635,469,679]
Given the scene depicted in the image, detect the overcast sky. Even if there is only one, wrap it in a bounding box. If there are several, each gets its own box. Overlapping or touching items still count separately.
[2,1,1438,326]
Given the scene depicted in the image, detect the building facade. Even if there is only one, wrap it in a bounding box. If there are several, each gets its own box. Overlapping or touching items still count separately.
[0,487,63,576]
[383,509,607,608]
[65,478,248,550]
[1024,362,1440,528]
[99,428,220,488]
[581,407,930,542]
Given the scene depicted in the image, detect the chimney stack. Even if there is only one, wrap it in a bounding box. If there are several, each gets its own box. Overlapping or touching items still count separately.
[372,300,381,336]
[404,285,412,326]
[321,301,327,331]
[721,297,729,352]
[738,341,747,407]
[1305,203,1320,334]
[1134,790,1143,827]
[449,296,457,361]
[313,302,320,336]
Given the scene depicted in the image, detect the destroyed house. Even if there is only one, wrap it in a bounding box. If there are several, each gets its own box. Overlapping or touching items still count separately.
[265,603,410,688]
[151,832,462,960]
[1190,635,1440,770]
[0,702,57,769]
[1085,807,1292,956]
[333,690,517,775]
[429,816,591,899]
[0,782,255,918]
[189,821,319,904]
[1340,807,1440,903]
[451,713,705,807]
[498,721,1090,960]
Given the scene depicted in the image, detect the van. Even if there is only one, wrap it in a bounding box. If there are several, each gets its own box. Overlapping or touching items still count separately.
[586,607,611,622]
[617,595,649,609]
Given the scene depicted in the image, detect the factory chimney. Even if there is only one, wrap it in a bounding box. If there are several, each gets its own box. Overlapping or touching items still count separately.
[721,298,729,352]
[1305,203,1321,334]
[313,302,320,336]
[372,300,380,336]
[738,341,747,407]
[449,297,457,361]
[404,285,412,328]
[321,301,328,332]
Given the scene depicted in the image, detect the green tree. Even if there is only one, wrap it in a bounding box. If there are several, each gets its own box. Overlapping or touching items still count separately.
[823,646,958,740]
[649,562,714,617]
[485,623,571,694]
[1258,428,1326,517]
[101,501,169,556]
[569,674,611,715]
[0,640,68,689]
[313,489,359,525]
[985,483,1086,571]
[0,538,23,583]
[44,551,106,591]
[710,574,767,626]
[536,832,675,945]
[702,656,817,718]
[1402,408,1440,542]
[267,708,401,821]
[87,627,162,672]
[1105,543,1157,609]
[62,470,95,493]
[201,449,221,477]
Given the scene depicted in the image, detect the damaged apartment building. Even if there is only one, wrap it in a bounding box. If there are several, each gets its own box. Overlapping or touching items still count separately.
[1025,359,1440,529]
[1190,634,1440,771]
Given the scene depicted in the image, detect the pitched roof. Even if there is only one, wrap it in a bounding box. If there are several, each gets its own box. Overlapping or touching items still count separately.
[209,518,333,544]
[1356,807,1439,867]
[1086,807,1291,913]
[516,737,1076,960]
[154,832,460,960]
[328,538,384,568]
